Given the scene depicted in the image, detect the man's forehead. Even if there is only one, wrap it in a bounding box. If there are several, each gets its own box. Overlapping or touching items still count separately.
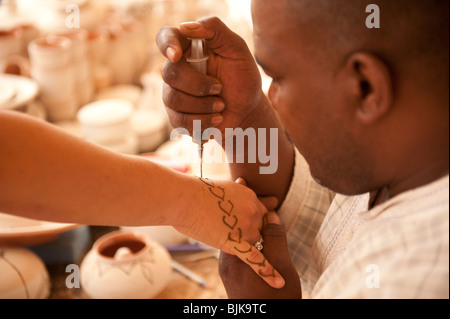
[251,0,304,62]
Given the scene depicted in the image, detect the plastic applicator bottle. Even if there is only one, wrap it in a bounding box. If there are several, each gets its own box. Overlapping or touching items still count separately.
[187,38,209,178]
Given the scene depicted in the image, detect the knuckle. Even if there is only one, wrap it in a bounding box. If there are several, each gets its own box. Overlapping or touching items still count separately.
[247,249,263,263]
[162,84,179,110]
[161,60,179,84]
[165,107,186,129]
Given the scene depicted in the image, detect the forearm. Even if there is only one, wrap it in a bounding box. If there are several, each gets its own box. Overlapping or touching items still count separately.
[0,111,192,227]
[225,94,294,205]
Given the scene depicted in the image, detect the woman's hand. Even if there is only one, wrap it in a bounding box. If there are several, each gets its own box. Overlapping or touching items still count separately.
[176,176,285,289]
[219,213,302,299]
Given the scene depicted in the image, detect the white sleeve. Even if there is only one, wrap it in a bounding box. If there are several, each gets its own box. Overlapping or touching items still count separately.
[277,147,335,294]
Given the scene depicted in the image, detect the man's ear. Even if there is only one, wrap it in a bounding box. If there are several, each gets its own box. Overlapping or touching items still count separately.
[336,52,394,125]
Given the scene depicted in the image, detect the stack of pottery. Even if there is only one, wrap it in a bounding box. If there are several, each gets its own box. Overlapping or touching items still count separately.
[28,35,78,122]
[77,99,138,155]
[0,28,22,61]
[87,28,112,92]
[104,23,137,85]
[55,29,93,108]
[21,0,106,34]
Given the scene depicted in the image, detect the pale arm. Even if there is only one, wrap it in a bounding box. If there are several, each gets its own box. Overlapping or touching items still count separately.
[0,110,195,227]
[0,110,285,288]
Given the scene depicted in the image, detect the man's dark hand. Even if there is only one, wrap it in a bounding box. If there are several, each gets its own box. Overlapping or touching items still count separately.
[219,213,302,299]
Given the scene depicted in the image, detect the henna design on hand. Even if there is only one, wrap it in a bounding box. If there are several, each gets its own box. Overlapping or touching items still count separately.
[219,200,234,216]
[199,177,270,279]
[228,228,242,244]
[209,186,226,201]
[223,215,238,230]
[258,268,276,278]
[234,241,253,254]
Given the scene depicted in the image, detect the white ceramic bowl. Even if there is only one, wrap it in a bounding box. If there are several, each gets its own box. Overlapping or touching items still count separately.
[100,134,139,155]
[120,226,189,247]
[77,99,134,144]
[131,109,168,153]
[95,85,142,107]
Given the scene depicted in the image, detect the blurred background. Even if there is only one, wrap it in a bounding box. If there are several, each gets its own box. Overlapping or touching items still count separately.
[0,0,255,156]
[0,0,262,300]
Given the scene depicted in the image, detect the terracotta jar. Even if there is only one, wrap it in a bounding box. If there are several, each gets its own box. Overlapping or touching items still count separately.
[80,230,172,299]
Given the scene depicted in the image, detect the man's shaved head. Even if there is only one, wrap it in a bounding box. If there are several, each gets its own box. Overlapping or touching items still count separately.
[252,0,449,195]
[279,0,449,100]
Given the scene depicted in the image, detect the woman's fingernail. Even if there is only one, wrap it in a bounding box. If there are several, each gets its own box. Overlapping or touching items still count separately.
[166,47,177,62]
[210,83,223,95]
[211,115,224,126]
[274,275,285,289]
[180,21,202,30]
[213,101,225,112]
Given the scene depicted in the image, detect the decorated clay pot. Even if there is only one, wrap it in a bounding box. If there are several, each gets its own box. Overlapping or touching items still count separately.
[80,230,172,299]
[0,247,51,299]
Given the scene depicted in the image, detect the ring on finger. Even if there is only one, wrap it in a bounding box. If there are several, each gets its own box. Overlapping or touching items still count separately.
[254,238,264,251]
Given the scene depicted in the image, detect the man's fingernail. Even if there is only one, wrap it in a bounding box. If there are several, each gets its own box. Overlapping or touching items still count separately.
[166,47,177,62]
[213,101,225,112]
[210,83,223,95]
[180,21,202,30]
[211,115,223,126]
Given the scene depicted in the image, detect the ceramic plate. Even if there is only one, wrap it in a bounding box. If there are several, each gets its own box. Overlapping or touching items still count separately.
[0,212,78,246]
[0,74,39,111]
[0,80,16,106]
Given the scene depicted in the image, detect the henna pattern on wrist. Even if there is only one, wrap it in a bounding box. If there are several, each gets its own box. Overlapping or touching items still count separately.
[200,177,275,278]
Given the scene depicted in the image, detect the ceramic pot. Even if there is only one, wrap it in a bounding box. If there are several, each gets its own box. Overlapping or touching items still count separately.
[40,94,79,122]
[28,35,72,69]
[95,85,142,107]
[131,108,168,153]
[0,28,22,60]
[102,134,139,155]
[17,24,40,56]
[77,99,134,145]
[105,24,136,85]
[92,64,113,92]
[30,62,76,99]
[80,230,172,299]
[0,54,31,77]
[54,29,88,60]
[0,247,51,299]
